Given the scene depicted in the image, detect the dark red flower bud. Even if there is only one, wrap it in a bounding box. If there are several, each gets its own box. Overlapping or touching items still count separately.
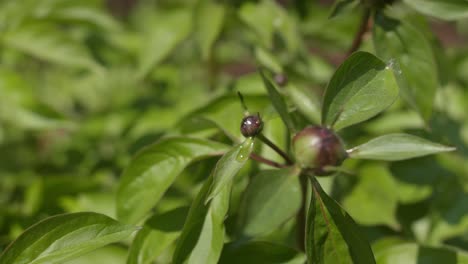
[292,126,347,176]
[240,115,263,137]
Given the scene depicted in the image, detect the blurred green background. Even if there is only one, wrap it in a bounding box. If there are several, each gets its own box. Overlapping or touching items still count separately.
[0,0,467,262]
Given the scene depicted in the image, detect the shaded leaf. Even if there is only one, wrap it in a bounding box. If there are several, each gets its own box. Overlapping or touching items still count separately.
[329,0,360,18]
[219,241,306,264]
[240,167,301,236]
[348,133,455,161]
[321,51,399,131]
[306,177,376,264]
[127,207,189,264]
[286,84,321,124]
[260,69,296,132]
[402,0,468,21]
[206,138,254,202]
[373,13,438,122]
[0,213,136,264]
[117,137,228,224]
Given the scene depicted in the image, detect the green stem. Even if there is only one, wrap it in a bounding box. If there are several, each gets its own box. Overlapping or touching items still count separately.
[258,133,294,165]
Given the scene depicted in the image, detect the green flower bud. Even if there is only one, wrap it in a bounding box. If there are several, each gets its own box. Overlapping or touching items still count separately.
[293,126,347,176]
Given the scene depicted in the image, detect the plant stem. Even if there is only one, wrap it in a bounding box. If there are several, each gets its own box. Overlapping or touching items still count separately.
[258,133,294,165]
[297,173,308,251]
[249,153,288,168]
[346,8,371,56]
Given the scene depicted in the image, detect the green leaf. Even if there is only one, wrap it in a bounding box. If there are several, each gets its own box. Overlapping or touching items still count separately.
[321,51,399,131]
[117,137,228,224]
[195,1,225,59]
[128,207,189,264]
[260,69,296,132]
[172,177,231,264]
[219,241,306,264]
[0,212,136,264]
[375,243,468,264]
[348,133,455,161]
[286,83,321,124]
[403,0,468,21]
[240,167,301,236]
[255,47,283,74]
[239,1,300,52]
[137,9,192,78]
[342,164,399,227]
[373,13,438,122]
[329,0,360,18]
[64,246,127,264]
[306,178,376,264]
[1,24,99,70]
[206,138,254,202]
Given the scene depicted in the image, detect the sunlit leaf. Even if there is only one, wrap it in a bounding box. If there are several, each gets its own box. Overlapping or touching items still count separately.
[240,167,301,236]
[2,23,100,70]
[195,1,225,59]
[206,138,254,202]
[402,0,468,20]
[173,177,231,264]
[117,137,228,224]
[373,13,438,122]
[0,213,136,264]
[375,243,468,264]
[128,207,189,264]
[306,177,376,264]
[348,133,455,161]
[137,9,192,78]
[321,51,399,131]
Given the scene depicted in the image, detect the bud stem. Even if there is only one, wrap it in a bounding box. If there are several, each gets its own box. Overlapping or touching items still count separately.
[249,153,288,168]
[258,133,294,165]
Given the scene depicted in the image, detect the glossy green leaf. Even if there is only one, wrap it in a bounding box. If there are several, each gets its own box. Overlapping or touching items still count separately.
[2,24,99,70]
[137,9,192,78]
[240,167,301,236]
[206,138,254,202]
[173,176,231,264]
[375,243,468,264]
[0,213,137,264]
[373,13,438,122]
[260,69,296,132]
[195,1,225,59]
[342,164,399,227]
[403,0,468,20]
[117,137,228,224]
[321,51,399,131]
[128,207,189,264]
[219,241,306,264]
[306,178,376,264]
[348,133,455,161]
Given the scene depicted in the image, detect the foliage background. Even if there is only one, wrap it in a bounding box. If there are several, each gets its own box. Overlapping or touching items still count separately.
[0,0,467,263]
